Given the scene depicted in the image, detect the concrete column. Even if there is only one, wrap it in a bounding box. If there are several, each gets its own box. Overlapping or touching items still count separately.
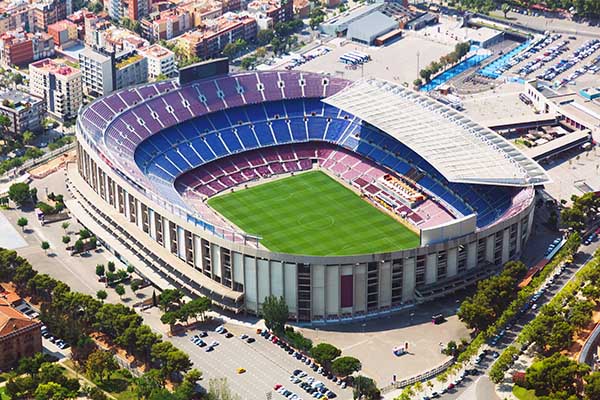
[425,253,437,284]
[402,257,416,303]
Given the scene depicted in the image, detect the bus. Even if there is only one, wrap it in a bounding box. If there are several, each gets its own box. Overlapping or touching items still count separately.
[347,51,370,62]
[339,55,359,65]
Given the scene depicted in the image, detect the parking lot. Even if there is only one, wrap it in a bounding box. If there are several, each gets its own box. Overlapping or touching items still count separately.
[289,35,453,84]
[169,322,354,400]
[503,33,600,88]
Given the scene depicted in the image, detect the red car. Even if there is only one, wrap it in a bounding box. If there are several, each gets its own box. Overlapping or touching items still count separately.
[274,384,282,390]
[271,336,279,343]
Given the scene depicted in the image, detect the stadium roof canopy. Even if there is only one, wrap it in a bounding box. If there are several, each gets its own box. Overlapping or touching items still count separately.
[324,79,550,187]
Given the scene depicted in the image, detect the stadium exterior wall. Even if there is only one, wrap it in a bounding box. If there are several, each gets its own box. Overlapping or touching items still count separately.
[70,135,536,323]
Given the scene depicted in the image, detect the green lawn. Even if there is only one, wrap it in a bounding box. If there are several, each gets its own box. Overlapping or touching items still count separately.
[208,171,420,255]
[513,385,538,400]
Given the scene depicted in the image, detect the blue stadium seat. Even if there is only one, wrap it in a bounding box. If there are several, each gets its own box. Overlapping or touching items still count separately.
[304,99,323,116]
[236,125,260,149]
[271,120,292,144]
[289,119,307,141]
[307,117,327,140]
[190,138,216,162]
[205,133,228,157]
[224,108,248,125]
[264,101,286,119]
[284,99,304,117]
[221,128,244,152]
[254,123,276,146]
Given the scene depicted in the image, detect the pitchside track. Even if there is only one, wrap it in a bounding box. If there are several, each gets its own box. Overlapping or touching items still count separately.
[207,171,420,256]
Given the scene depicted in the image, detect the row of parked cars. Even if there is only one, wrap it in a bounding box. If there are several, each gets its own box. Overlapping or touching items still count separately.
[288,369,337,398]
[539,39,600,85]
[41,325,69,350]
[259,329,347,399]
[517,35,569,76]
[545,237,563,256]
[584,228,600,245]
[284,48,331,70]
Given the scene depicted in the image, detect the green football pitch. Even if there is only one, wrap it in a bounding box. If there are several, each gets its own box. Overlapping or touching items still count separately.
[207,171,420,256]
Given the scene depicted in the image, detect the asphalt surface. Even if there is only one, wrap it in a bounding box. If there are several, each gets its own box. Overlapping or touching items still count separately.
[169,324,354,400]
[439,239,599,400]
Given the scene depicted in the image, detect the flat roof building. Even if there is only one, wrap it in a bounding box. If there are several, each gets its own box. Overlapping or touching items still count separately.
[29,58,82,121]
[346,11,398,45]
[138,44,176,79]
[320,3,383,37]
[0,90,45,136]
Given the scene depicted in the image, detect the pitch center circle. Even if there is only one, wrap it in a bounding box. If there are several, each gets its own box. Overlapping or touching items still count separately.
[297,215,335,230]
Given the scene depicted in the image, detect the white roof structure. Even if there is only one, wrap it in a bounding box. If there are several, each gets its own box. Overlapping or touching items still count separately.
[324,79,550,187]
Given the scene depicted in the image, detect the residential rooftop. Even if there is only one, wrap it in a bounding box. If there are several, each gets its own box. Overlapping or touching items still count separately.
[31,58,80,76]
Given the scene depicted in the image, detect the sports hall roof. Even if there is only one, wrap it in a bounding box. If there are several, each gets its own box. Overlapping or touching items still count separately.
[324,79,550,187]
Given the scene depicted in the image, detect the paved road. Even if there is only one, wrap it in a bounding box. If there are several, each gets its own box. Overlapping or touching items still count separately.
[439,240,600,400]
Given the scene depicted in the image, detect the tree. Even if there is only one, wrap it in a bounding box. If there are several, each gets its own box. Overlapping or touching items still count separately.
[310,343,341,367]
[96,290,108,302]
[61,221,70,233]
[96,264,105,277]
[352,376,380,400]
[22,130,34,145]
[526,353,590,397]
[88,1,103,13]
[62,235,71,245]
[17,217,28,231]
[585,371,600,400]
[206,378,241,400]
[309,7,325,30]
[222,42,238,59]
[331,356,361,376]
[131,280,140,293]
[34,382,70,400]
[9,182,33,205]
[86,350,117,383]
[501,2,511,17]
[261,295,288,335]
[41,241,50,254]
[74,239,84,253]
[107,261,116,272]
[257,29,274,46]
[115,284,125,299]
[127,264,135,274]
[71,336,97,367]
[159,288,184,312]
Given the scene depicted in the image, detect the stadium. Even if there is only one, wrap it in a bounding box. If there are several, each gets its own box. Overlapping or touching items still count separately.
[69,68,550,322]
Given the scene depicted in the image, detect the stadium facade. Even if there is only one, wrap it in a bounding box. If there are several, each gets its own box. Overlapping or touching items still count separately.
[69,71,550,322]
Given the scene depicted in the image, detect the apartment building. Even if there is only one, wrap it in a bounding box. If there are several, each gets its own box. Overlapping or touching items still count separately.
[141,8,193,41]
[138,44,176,79]
[246,0,293,25]
[47,19,78,48]
[29,58,82,121]
[175,12,256,59]
[0,29,54,67]
[32,0,68,32]
[0,90,45,135]
[0,3,34,35]
[79,46,148,96]
[107,0,149,21]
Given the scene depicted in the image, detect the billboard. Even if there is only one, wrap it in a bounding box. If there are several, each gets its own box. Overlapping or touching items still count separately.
[179,58,229,85]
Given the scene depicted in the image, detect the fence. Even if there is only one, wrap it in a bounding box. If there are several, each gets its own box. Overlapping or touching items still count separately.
[380,357,455,394]
[0,142,77,183]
